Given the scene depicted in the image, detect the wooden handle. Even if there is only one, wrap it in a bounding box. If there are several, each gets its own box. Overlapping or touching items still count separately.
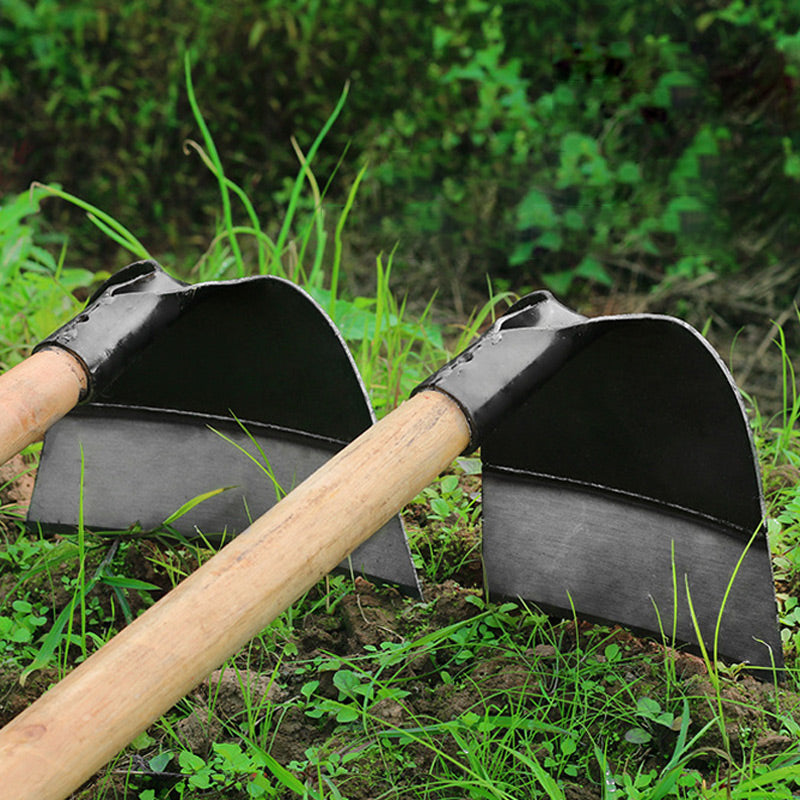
[0,348,88,466]
[0,389,470,800]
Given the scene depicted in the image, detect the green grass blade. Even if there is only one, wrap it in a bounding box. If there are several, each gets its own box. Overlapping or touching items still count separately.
[593,745,617,800]
[209,417,287,502]
[290,136,327,287]
[184,53,244,276]
[272,83,349,268]
[252,742,320,798]
[160,486,234,527]
[499,744,565,800]
[100,575,160,592]
[729,763,800,796]
[183,139,270,274]
[30,183,150,259]
[329,162,367,316]
[19,574,100,685]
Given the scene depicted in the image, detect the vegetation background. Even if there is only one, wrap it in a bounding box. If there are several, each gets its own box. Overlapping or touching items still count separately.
[2,0,800,317]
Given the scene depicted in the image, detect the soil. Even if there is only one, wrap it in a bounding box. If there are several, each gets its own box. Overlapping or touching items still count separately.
[2,479,799,800]
[0,454,35,521]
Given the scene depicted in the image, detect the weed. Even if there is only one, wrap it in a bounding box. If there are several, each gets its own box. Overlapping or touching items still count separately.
[406,462,482,583]
[167,742,282,798]
[0,186,102,367]
[750,310,800,669]
[0,599,49,664]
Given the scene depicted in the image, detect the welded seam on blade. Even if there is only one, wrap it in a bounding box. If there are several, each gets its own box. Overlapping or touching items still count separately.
[482,463,763,540]
[72,402,350,452]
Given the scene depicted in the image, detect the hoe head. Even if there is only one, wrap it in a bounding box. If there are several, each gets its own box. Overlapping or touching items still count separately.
[420,292,782,670]
[27,261,419,594]
[27,265,781,669]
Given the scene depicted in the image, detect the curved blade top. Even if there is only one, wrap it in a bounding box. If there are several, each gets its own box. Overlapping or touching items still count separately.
[30,261,419,593]
[418,291,780,668]
[37,260,374,441]
[420,290,763,533]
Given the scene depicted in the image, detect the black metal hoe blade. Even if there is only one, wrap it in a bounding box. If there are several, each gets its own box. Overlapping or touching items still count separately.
[23,268,781,668]
[417,292,782,670]
[27,260,418,594]
[0,284,784,800]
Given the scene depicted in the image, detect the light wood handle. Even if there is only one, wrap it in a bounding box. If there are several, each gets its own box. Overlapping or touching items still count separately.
[0,389,470,800]
[0,348,88,467]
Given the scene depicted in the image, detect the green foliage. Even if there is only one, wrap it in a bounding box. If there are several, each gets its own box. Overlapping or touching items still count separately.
[408,461,482,582]
[753,314,800,669]
[15,65,443,416]
[0,0,433,266]
[169,742,283,797]
[0,598,49,660]
[4,1,800,300]
[0,21,799,797]
[0,186,101,366]
[366,0,800,294]
[624,696,682,746]
[301,664,410,726]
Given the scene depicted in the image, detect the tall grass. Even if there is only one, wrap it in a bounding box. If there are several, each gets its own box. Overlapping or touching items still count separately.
[19,58,486,415]
[0,187,102,368]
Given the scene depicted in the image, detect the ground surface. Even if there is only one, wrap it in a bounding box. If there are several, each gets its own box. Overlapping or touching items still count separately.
[1,455,799,799]
[0,271,798,798]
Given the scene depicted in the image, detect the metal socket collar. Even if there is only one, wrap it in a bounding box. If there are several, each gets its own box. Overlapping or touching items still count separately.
[414,291,592,452]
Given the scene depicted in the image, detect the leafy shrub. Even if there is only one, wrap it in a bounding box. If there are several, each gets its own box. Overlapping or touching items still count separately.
[2,0,800,300]
[362,0,800,295]
[0,1,433,264]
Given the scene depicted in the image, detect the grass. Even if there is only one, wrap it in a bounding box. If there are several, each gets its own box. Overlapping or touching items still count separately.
[0,71,799,799]
[111,595,798,799]
[749,314,800,671]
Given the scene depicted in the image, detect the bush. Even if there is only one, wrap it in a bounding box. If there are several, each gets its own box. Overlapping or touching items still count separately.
[1,0,799,301]
[360,0,800,296]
